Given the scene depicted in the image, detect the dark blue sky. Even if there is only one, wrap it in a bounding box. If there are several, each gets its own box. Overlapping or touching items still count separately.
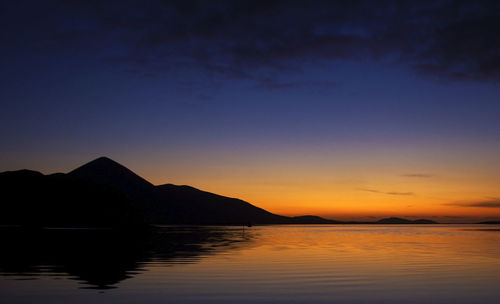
[1,0,500,220]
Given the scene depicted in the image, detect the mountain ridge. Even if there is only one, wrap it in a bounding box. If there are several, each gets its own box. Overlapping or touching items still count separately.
[0,157,336,227]
[0,157,438,227]
[376,217,437,224]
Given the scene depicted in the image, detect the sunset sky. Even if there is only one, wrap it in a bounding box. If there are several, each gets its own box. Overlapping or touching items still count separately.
[1,1,500,222]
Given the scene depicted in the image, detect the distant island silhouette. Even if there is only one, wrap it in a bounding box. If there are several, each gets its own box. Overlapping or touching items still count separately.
[0,157,437,227]
[376,217,437,224]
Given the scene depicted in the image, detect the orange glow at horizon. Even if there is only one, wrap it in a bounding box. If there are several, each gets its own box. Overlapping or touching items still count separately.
[55,141,500,223]
[118,142,500,223]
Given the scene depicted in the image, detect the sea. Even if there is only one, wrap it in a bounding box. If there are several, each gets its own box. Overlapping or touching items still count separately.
[1,224,500,303]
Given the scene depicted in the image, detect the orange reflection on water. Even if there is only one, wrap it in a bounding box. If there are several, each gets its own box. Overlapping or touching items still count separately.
[137,225,500,303]
[2,225,500,303]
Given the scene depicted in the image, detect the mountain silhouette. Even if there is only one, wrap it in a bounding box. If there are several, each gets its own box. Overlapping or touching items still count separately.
[289,215,339,224]
[153,184,290,224]
[0,157,337,227]
[376,217,437,224]
[69,157,154,193]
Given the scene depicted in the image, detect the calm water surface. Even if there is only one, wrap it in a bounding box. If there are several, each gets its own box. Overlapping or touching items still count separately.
[1,225,500,303]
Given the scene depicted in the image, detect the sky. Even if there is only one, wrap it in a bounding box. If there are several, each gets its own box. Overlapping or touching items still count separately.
[1,0,500,222]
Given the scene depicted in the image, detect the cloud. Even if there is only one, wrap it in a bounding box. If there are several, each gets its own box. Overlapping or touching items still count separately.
[358,188,414,196]
[4,0,500,82]
[445,198,500,208]
[386,192,414,196]
[401,173,434,178]
[254,78,337,90]
[358,188,381,194]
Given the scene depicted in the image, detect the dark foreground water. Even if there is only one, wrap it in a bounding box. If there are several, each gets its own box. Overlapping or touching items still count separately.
[1,225,500,303]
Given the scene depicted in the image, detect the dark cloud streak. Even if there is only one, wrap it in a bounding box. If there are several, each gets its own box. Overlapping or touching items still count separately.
[445,198,500,208]
[358,188,414,196]
[386,192,414,196]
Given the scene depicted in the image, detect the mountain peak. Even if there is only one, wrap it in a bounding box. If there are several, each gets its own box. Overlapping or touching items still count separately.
[85,156,121,166]
[69,157,153,190]
[71,156,130,170]
[70,157,128,175]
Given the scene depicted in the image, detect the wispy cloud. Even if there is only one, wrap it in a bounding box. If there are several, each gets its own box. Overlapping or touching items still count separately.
[386,192,414,196]
[444,198,500,208]
[401,173,434,178]
[358,188,381,193]
[358,188,414,196]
